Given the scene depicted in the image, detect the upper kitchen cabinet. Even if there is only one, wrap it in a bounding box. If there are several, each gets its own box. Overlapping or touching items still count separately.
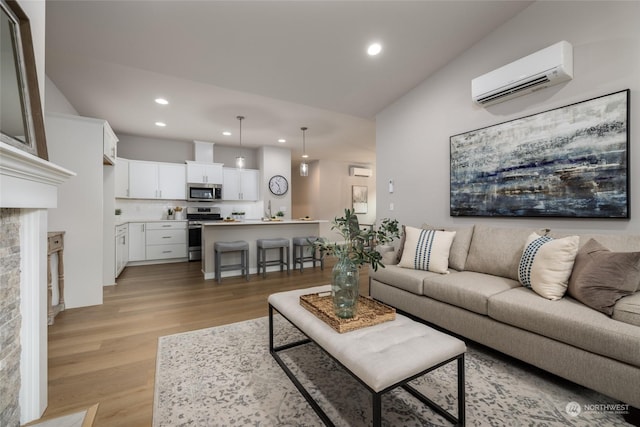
[222,168,259,201]
[186,161,223,184]
[115,157,129,198]
[102,124,118,165]
[129,160,186,200]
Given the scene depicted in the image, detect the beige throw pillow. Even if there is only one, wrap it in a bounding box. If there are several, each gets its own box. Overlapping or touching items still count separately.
[398,226,456,274]
[518,232,579,300]
[568,239,640,315]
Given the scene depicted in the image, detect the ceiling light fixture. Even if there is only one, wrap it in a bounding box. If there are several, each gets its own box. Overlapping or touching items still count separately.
[236,115,245,169]
[155,98,169,105]
[300,126,309,177]
[278,139,286,143]
[222,131,232,136]
[367,42,382,56]
[155,121,166,127]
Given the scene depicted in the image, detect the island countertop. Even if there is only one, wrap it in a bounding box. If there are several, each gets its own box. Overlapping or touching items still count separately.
[202,219,324,226]
[201,219,327,280]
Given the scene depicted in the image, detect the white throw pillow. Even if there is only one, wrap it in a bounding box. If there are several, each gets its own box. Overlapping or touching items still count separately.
[398,226,456,274]
[518,232,579,300]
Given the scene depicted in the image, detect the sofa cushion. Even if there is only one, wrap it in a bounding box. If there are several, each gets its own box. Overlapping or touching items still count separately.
[613,292,640,327]
[464,224,548,280]
[398,227,456,274]
[422,271,520,315]
[369,264,445,295]
[488,287,640,368]
[422,224,474,271]
[550,231,640,252]
[518,233,579,300]
[568,239,640,315]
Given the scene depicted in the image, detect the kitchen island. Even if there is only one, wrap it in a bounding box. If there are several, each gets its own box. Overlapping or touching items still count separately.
[201,220,326,280]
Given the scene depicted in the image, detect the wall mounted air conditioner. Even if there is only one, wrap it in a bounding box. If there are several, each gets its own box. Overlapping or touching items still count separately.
[349,167,372,177]
[472,41,573,107]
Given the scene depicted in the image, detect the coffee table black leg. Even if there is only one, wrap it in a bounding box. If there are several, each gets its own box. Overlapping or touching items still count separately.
[372,393,382,427]
[268,304,334,426]
[401,353,465,426]
[458,354,465,426]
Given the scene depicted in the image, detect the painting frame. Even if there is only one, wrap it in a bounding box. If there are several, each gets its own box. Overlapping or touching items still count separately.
[450,89,630,218]
[0,0,48,160]
[352,185,368,214]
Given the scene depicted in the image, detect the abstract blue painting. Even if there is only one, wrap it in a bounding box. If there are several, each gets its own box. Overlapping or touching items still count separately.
[450,90,629,218]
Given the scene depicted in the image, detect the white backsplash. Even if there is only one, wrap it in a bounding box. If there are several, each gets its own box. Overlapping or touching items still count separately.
[115,199,265,221]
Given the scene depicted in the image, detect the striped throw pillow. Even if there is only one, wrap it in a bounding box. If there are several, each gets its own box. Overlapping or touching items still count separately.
[398,226,456,274]
[518,232,579,300]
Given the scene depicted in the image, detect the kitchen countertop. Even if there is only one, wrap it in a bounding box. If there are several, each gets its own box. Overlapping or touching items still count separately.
[115,219,188,226]
[202,219,324,226]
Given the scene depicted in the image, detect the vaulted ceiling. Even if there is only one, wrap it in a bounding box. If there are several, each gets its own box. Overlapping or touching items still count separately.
[45,1,532,166]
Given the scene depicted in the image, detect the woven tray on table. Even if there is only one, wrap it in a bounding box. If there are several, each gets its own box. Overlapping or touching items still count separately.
[300,291,396,333]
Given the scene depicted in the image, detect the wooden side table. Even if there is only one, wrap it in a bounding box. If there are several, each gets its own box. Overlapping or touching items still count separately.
[47,231,65,325]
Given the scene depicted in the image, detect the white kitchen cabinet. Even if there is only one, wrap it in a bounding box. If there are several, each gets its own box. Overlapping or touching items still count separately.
[222,168,259,201]
[128,222,146,261]
[129,161,158,199]
[128,160,186,200]
[186,161,224,184]
[158,163,186,200]
[115,157,129,198]
[146,222,187,259]
[127,221,187,262]
[115,224,128,277]
[103,124,118,165]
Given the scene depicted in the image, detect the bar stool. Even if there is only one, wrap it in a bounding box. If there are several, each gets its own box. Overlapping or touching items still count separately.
[214,240,250,283]
[292,236,324,273]
[257,238,290,278]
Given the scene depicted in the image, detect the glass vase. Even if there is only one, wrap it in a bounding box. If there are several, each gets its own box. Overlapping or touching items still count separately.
[332,255,359,319]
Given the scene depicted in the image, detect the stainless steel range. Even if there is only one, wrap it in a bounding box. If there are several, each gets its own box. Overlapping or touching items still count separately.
[187,206,222,261]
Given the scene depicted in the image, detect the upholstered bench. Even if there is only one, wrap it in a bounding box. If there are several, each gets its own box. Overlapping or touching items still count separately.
[268,285,466,426]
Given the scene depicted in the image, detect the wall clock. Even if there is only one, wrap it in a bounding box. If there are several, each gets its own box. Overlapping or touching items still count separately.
[268,175,289,196]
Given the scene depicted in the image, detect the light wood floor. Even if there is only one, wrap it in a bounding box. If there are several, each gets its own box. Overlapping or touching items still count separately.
[42,259,367,426]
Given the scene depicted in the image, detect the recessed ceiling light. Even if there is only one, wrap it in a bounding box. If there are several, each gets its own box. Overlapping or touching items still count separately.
[278,139,286,143]
[367,43,382,56]
[222,131,232,136]
[155,121,167,127]
[302,154,309,159]
[155,98,169,105]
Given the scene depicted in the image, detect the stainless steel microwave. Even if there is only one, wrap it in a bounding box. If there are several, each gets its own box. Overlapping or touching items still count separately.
[187,183,222,201]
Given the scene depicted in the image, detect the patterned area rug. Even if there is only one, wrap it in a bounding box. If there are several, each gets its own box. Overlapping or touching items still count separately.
[153,316,632,426]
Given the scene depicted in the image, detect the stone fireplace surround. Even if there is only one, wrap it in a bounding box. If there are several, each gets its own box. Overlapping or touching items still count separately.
[0,142,73,424]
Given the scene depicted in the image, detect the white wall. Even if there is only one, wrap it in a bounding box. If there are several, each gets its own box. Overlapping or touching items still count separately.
[291,161,317,219]
[47,114,105,308]
[292,159,377,240]
[45,76,79,115]
[259,146,291,218]
[377,1,640,234]
[117,133,259,169]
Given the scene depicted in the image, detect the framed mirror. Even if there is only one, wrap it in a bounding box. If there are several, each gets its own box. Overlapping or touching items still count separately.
[1,0,47,160]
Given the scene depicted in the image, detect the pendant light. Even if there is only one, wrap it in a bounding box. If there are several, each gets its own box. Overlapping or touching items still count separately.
[300,126,309,177]
[235,115,245,169]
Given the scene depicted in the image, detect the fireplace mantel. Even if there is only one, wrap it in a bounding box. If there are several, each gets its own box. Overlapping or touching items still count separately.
[1,140,74,423]
[0,141,74,209]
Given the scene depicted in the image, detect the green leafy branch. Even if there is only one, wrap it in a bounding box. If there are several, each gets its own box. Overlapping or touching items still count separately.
[313,208,399,271]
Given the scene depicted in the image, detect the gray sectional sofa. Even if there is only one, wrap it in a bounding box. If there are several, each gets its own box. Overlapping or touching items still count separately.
[369,223,640,409]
